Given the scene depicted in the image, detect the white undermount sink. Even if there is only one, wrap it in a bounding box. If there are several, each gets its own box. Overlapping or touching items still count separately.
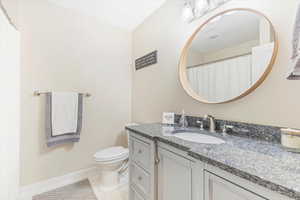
[173,132,225,144]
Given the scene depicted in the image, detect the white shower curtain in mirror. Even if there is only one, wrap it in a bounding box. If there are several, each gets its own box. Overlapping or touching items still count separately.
[0,4,20,200]
[252,42,274,83]
[188,54,252,102]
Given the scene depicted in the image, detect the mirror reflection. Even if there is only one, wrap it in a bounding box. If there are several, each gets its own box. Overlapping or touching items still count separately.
[186,10,275,103]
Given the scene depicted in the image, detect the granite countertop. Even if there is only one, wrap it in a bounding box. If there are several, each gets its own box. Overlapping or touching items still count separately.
[126,123,300,200]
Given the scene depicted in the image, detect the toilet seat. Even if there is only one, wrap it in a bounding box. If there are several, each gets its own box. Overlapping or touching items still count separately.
[94,146,128,162]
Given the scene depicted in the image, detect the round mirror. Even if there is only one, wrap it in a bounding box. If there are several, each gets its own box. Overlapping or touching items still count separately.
[179,9,278,104]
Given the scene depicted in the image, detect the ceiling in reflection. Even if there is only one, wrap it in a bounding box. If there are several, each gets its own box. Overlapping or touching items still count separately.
[191,11,260,53]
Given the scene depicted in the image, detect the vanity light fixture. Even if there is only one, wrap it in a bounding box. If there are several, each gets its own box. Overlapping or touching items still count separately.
[182,1,194,22]
[182,0,231,22]
[194,0,209,17]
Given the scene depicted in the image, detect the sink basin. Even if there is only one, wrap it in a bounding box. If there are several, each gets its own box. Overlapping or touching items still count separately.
[173,132,225,144]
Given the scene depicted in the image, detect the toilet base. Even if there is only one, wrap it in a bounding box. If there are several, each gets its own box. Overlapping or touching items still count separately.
[94,160,128,189]
[99,169,119,189]
[89,173,128,200]
[89,168,128,191]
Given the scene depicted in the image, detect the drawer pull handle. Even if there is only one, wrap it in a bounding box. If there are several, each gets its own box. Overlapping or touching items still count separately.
[138,149,142,154]
[138,176,142,181]
[155,141,160,165]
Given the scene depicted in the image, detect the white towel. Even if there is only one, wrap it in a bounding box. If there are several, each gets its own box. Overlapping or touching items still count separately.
[51,92,79,136]
[287,3,300,79]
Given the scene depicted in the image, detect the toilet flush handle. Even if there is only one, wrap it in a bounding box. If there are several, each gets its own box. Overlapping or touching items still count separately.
[118,158,129,175]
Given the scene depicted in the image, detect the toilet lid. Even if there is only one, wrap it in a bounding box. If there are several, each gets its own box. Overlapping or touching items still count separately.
[94,146,129,162]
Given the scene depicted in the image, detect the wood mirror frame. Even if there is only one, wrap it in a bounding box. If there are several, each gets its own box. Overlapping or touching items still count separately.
[179,8,278,104]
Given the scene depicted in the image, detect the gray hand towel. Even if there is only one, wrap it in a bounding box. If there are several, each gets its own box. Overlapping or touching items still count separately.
[45,93,83,147]
[287,3,300,80]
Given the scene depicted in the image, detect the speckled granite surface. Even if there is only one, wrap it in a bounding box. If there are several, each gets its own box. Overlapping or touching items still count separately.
[174,114,282,143]
[126,123,300,200]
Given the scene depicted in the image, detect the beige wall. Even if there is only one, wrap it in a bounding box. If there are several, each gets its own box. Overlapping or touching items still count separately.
[132,0,300,128]
[0,3,20,199]
[20,0,131,186]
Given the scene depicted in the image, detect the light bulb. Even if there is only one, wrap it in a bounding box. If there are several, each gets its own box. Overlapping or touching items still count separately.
[208,0,215,9]
[195,0,209,16]
[182,2,194,22]
[216,0,225,5]
[210,0,226,9]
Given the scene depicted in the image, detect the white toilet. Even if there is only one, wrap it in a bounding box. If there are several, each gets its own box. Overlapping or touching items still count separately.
[89,123,138,194]
[94,146,129,190]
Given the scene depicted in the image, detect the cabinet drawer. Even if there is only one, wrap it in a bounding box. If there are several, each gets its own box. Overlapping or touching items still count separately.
[131,137,151,171]
[130,187,146,200]
[131,163,150,197]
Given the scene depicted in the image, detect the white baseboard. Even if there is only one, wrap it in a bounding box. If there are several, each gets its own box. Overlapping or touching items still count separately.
[18,167,98,200]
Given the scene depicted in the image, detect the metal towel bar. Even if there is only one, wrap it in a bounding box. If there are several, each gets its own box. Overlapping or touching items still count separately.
[33,90,91,97]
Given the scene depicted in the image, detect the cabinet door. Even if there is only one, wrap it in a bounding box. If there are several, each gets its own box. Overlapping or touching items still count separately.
[157,147,192,200]
[130,187,146,200]
[129,134,156,200]
[205,172,266,200]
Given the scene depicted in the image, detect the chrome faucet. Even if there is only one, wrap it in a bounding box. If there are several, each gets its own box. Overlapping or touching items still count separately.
[204,115,216,133]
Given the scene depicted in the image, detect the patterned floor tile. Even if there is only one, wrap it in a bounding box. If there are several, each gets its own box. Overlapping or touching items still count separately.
[33,180,97,200]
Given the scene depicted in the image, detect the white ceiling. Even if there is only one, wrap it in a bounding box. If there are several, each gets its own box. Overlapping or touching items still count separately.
[191,11,262,53]
[48,0,166,31]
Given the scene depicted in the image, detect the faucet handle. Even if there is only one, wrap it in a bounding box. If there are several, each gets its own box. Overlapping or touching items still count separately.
[232,127,250,134]
[222,125,234,134]
[196,120,204,130]
[204,114,214,119]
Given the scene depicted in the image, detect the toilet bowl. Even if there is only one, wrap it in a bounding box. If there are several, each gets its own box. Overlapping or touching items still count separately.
[94,146,129,190]
[92,123,138,192]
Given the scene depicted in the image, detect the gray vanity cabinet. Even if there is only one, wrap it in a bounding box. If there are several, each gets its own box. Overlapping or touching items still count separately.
[128,131,291,200]
[129,133,156,200]
[130,187,146,200]
[156,143,204,200]
[157,146,192,200]
[204,172,266,200]
[129,132,203,200]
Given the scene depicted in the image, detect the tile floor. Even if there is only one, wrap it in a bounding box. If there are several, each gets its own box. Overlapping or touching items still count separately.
[32,180,97,200]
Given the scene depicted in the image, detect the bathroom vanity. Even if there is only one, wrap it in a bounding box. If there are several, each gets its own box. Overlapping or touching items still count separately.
[126,8,299,200]
[126,10,281,200]
[126,123,300,200]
